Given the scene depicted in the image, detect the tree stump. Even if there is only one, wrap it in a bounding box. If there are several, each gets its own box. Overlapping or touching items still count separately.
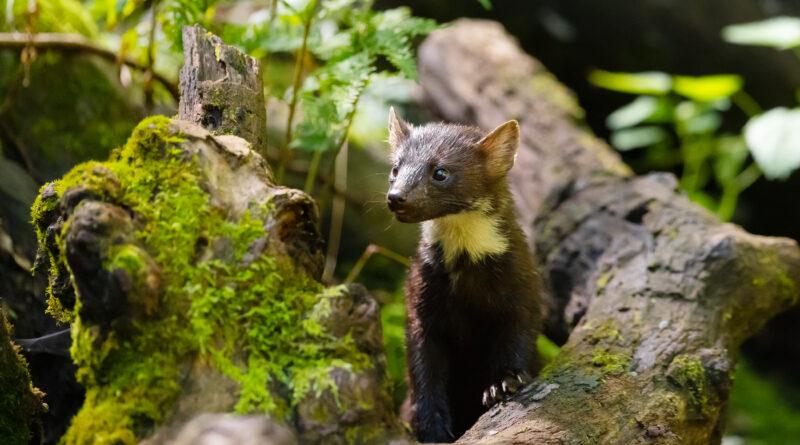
[30,28,399,444]
[179,25,267,155]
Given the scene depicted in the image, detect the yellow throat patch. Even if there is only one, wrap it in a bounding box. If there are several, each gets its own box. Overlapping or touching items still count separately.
[422,209,509,267]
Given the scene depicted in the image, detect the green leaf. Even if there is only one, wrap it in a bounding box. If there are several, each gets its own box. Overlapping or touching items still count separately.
[722,16,800,49]
[536,335,560,362]
[675,101,723,135]
[477,0,493,10]
[686,190,718,212]
[161,0,221,47]
[610,126,669,151]
[367,8,438,80]
[673,75,743,102]
[744,107,800,180]
[713,136,749,184]
[588,70,671,95]
[606,96,666,130]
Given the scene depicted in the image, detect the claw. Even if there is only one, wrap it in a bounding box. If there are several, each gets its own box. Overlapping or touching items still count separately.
[482,372,532,408]
[482,384,501,408]
[501,376,521,394]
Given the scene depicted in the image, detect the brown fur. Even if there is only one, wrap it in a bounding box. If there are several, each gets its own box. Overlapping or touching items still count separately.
[386,110,543,442]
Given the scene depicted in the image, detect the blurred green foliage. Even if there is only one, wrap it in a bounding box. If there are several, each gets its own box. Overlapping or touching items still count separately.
[590,17,800,222]
[728,361,800,445]
[590,67,800,221]
[380,290,407,407]
[722,16,800,50]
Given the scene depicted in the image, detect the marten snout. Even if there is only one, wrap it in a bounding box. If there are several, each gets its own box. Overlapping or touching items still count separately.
[386,191,406,211]
[386,186,421,223]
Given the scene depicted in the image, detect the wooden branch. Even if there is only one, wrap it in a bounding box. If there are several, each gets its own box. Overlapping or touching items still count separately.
[179,25,266,155]
[418,19,800,444]
[0,32,179,100]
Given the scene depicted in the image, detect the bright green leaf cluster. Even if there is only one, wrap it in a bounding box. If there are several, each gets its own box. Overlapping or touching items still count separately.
[590,68,776,221]
[590,70,743,102]
[289,4,437,154]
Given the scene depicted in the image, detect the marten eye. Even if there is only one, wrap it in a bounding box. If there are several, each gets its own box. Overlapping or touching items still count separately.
[390,166,399,181]
[432,167,450,182]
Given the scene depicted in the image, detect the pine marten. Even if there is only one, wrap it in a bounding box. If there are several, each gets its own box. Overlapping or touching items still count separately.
[386,108,543,442]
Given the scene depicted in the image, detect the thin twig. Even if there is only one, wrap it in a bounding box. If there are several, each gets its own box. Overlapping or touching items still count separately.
[0,32,179,100]
[307,90,363,195]
[143,0,159,112]
[304,149,323,194]
[319,89,366,281]
[321,140,348,283]
[277,0,316,183]
[0,65,23,117]
[264,151,360,204]
[732,90,762,117]
[0,120,43,182]
[344,243,410,284]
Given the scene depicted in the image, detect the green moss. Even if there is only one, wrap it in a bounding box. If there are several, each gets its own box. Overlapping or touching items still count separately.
[586,319,623,345]
[755,252,798,306]
[590,350,630,376]
[595,272,612,291]
[34,117,370,443]
[0,311,43,444]
[669,354,711,417]
[344,424,386,444]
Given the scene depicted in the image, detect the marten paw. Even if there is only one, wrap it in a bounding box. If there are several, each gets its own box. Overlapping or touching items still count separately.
[481,373,531,408]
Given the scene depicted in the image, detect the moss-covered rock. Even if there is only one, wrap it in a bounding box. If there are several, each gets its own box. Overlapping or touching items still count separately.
[0,309,45,444]
[32,117,398,443]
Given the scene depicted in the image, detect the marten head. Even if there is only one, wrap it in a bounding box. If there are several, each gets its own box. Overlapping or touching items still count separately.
[385,108,520,224]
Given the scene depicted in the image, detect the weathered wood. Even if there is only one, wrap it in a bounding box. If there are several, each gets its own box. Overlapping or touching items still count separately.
[418,19,800,444]
[179,26,266,154]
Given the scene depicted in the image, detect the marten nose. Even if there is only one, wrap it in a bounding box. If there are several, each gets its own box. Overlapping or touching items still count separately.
[387,191,406,210]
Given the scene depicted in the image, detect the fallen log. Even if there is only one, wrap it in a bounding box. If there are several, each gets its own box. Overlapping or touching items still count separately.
[418,19,800,444]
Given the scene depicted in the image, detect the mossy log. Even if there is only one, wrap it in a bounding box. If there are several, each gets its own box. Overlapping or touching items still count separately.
[0,309,45,444]
[30,27,400,444]
[417,20,800,444]
[31,117,400,444]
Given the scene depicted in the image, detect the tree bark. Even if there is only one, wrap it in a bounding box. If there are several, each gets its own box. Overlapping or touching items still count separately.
[418,19,800,444]
[179,25,267,155]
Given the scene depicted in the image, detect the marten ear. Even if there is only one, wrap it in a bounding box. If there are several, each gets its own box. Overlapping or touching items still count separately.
[478,120,520,178]
[388,107,412,149]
